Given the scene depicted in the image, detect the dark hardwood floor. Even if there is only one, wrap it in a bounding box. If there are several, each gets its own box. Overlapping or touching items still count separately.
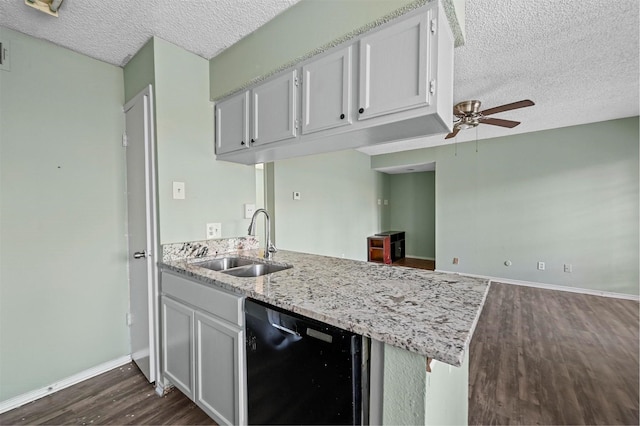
[0,364,216,425]
[2,283,637,425]
[393,257,435,270]
[469,282,639,425]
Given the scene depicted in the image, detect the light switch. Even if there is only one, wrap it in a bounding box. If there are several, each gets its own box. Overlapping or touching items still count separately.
[173,182,185,200]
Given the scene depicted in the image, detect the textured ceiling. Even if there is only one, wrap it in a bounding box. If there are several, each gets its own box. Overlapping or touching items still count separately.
[0,0,299,66]
[1,0,638,157]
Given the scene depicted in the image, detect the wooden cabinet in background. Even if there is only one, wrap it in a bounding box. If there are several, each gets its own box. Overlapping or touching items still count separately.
[368,235,391,264]
[376,231,406,262]
[368,231,406,264]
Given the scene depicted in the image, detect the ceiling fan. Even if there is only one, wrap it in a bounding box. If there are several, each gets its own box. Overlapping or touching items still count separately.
[445,99,535,139]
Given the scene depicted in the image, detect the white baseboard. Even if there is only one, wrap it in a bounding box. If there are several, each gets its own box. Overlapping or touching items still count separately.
[405,255,435,261]
[0,354,132,414]
[435,270,640,301]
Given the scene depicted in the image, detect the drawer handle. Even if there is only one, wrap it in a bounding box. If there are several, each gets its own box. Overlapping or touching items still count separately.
[359,108,364,114]
[340,113,345,119]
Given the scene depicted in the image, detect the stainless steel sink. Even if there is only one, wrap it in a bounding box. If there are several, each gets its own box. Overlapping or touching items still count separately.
[192,257,255,271]
[222,263,292,278]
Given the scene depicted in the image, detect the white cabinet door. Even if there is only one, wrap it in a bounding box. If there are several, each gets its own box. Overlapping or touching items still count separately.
[302,46,352,134]
[358,12,431,120]
[195,311,245,426]
[251,70,297,147]
[162,296,195,399]
[215,91,250,155]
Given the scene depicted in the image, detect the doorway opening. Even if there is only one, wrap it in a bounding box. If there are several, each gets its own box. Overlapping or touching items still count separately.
[374,161,436,271]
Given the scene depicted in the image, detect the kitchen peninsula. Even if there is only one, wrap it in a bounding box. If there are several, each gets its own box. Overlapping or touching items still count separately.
[159,240,489,425]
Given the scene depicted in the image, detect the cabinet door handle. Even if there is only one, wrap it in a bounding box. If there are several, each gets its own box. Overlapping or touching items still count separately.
[359,108,365,114]
[251,138,255,144]
[240,141,245,145]
[133,251,146,259]
[340,113,345,120]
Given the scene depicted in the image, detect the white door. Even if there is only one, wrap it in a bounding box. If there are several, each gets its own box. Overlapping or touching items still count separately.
[124,85,158,383]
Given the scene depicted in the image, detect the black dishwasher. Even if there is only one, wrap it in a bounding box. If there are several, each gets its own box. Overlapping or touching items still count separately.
[245,299,362,425]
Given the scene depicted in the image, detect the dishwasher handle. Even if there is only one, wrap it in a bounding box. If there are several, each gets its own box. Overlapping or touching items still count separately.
[271,323,300,336]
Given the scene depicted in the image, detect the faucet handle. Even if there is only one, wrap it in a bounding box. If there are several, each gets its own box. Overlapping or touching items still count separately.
[267,243,278,254]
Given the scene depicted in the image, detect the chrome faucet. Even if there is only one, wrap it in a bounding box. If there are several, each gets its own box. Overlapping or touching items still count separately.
[248,208,277,260]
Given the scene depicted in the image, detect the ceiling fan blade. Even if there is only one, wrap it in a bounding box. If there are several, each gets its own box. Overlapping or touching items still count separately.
[480,99,535,116]
[480,117,521,128]
[445,128,460,139]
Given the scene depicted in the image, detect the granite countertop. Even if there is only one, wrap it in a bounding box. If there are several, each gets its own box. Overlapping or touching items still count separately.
[160,250,489,367]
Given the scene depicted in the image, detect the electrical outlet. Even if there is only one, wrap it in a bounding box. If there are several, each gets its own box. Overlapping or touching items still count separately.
[293,191,301,200]
[245,203,256,219]
[564,263,573,273]
[206,223,221,239]
[537,261,545,271]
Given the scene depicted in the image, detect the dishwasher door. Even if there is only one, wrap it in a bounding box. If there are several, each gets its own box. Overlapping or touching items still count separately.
[245,299,362,425]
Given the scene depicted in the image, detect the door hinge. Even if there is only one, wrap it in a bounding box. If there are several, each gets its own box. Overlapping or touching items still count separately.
[430,19,437,35]
[294,118,300,129]
[126,313,132,326]
[294,76,301,87]
[0,42,3,65]
[429,80,436,95]
[122,132,128,147]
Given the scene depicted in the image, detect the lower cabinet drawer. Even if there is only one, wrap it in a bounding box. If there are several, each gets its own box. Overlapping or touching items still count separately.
[162,271,243,327]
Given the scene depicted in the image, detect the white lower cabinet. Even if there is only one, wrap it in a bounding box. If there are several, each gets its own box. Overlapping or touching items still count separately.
[161,272,246,426]
[195,311,244,425]
[162,296,195,399]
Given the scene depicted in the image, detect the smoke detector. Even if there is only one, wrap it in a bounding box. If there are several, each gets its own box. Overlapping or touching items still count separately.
[25,0,64,17]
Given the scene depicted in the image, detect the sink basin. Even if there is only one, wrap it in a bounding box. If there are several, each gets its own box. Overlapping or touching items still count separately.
[222,263,292,278]
[192,257,255,271]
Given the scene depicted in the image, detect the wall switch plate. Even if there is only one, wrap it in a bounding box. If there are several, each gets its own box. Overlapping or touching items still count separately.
[293,191,301,200]
[537,261,545,271]
[384,200,389,205]
[564,263,573,273]
[377,199,382,205]
[206,223,221,239]
[245,203,256,219]
[173,181,185,199]
[453,257,459,265]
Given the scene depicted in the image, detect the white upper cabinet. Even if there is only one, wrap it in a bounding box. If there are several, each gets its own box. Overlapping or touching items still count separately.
[214,2,453,164]
[251,70,298,147]
[215,91,249,155]
[302,46,352,135]
[358,12,431,120]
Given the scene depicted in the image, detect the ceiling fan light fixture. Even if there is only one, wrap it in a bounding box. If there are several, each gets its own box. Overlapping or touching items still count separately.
[24,0,63,17]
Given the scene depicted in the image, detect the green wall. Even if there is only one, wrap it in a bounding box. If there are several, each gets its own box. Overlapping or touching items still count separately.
[0,27,129,402]
[372,117,640,296]
[124,38,257,244]
[123,38,155,104]
[388,171,436,259]
[273,150,387,261]
[209,0,418,100]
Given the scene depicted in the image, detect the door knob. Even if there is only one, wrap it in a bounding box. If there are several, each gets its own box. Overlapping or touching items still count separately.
[133,251,146,259]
